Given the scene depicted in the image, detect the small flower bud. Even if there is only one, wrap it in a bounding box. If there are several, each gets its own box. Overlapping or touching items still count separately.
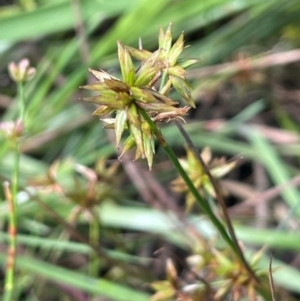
[0,119,24,139]
[8,58,36,83]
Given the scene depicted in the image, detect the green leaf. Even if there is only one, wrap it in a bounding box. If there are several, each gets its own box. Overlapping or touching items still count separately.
[244,128,300,212]
[0,0,140,42]
[0,253,150,301]
[0,233,151,264]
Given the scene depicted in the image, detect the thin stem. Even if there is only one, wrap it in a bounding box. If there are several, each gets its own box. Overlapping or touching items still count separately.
[141,110,271,300]
[18,83,25,124]
[70,0,90,66]
[3,143,19,301]
[3,81,24,301]
[175,120,259,283]
[88,209,100,278]
[269,254,276,301]
[139,109,235,250]
[12,144,20,217]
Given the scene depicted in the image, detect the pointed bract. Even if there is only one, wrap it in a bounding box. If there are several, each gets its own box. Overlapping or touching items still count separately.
[159,78,172,95]
[143,133,154,170]
[168,32,184,66]
[134,49,163,86]
[147,89,177,105]
[211,161,237,178]
[104,78,130,94]
[82,90,130,110]
[80,82,108,91]
[89,68,118,82]
[168,66,186,78]
[163,23,173,53]
[171,76,196,108]
[130,124,144,158]
[92,105,113,116]
[158,26,165,50]
[115,110,127,147]
[118,135,136,160]
[152,106,191,123]
[127,103,141,128]
[131,87,157,103]
[125,45,152,61]
[136,101,178,113]
[178,58,200,69]
[141,121,152,139]
[118,41,136,86]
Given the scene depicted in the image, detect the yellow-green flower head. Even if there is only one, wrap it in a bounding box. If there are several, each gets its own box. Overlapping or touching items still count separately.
[171,147,236,211]
[80,41,191,170]
[125,23,200,108]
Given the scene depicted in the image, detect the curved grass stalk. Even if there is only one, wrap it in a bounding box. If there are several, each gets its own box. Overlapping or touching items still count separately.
[141,109,272,300]
[174,120,259,282]
[139,109,235,250]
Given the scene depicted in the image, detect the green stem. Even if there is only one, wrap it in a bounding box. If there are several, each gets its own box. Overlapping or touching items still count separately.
[88,209,100,278]
[174,121,259,280]
[141,110,272,300]
[3,143,19,301]
[18,82,25,124]
[140,109,235,251]
[3,81,25,301]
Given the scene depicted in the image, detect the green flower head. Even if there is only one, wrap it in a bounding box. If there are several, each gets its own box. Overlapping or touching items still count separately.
[80,25,198,169]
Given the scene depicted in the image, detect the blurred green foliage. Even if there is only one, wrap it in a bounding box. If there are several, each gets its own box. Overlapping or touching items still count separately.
[1,0,300,300]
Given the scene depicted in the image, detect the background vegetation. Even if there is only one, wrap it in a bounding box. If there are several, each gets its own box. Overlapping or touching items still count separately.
[1,0,300,300]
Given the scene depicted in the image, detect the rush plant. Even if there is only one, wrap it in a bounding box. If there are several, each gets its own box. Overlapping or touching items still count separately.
[80,24,272,300]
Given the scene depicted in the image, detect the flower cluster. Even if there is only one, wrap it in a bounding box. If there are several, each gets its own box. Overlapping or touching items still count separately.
[151,243,267,301]
[80,24,198,169]
[171,147,236,211]
[29,158,119,208]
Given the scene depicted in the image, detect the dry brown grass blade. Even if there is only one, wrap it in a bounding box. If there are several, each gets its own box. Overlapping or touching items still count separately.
[269,253,277,301]
[188,49,300,79]
[229,174,300,216]
[203,119,300,144]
